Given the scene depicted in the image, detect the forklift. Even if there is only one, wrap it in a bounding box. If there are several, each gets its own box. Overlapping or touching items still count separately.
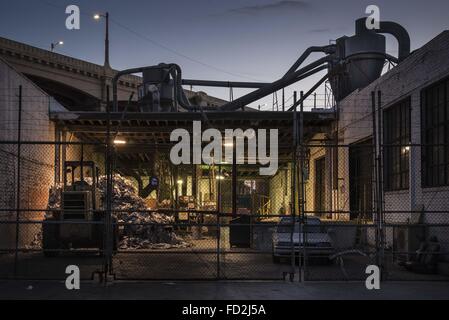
[43,161,118,257]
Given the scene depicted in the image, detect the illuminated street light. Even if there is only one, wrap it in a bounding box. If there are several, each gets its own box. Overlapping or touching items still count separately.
[50,40,64,52]
[93,12,110,68]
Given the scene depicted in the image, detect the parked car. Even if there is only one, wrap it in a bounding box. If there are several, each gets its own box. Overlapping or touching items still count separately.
[272,216,334,263]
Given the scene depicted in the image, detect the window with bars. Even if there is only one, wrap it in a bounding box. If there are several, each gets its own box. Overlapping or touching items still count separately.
[421,77,449,187]
[383,97,411,191]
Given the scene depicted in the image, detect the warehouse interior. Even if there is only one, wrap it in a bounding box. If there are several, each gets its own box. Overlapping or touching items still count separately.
[47,110,334,247]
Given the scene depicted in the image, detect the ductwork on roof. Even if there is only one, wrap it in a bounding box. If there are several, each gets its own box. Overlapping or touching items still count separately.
[112,17,411,112]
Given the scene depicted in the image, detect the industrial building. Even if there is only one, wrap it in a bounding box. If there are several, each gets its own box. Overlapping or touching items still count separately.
[304,30,449,255]
[0,17,448,281]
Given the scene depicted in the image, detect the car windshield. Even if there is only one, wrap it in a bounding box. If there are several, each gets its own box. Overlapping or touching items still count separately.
[276,218,322,233]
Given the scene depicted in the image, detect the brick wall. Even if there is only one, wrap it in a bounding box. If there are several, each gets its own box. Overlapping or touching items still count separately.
[0,58,58,248]
[338,30,449,223]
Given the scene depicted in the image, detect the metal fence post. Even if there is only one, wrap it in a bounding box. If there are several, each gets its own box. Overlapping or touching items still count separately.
[300,91,306,282]
[217,164,222,280]
[105,85,113,280]
[371,91,380,269]
[372,90,385,278]
[13,85,22,278]
[377,90,385,279]
[290,91,297,281]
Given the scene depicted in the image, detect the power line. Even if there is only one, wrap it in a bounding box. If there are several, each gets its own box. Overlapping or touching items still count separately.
[109,18,265,82]
[37,0,265,82]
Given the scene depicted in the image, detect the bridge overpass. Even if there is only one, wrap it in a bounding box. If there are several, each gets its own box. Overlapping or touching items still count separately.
[0,37,227,111]
[0,36,142,111]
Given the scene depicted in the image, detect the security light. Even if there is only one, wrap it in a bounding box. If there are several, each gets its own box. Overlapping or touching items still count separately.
[113,138,127,145]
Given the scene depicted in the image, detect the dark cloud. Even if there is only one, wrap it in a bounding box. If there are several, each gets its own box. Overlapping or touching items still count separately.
[227,1,311,15]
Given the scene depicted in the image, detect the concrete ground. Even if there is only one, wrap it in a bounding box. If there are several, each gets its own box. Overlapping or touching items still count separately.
[2,250,449,281]
[1,280,449,300]
[2,250,448,281]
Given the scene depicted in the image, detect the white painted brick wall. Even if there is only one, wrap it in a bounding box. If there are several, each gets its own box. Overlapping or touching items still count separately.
[0,58,57,248]
[338,31,449,222]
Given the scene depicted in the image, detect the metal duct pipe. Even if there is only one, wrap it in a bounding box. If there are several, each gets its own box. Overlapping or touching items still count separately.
[287,73,329,111]
[286,45,336,75]
[219,56,332,111]
[113,52,333,113]
[378,21,410,62]
[169,64,218,112]
[182,79,269,88]
[112,65,169,112]
[112,63,211,113]
[355,18,410,62]
[182,65,328,111]
[179,44,335,111]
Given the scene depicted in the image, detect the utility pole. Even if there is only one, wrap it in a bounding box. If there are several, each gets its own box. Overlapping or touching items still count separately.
[105,12,110,68]
[94,12,110,68]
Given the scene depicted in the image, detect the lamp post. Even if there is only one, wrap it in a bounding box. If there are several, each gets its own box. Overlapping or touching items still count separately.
[50,41,64,52]
[94,12,110,68]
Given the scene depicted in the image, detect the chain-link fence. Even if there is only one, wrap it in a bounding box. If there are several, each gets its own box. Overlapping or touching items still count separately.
[301,142,449,281]
[0,142,107,280]
[2,141,446,282]
[1,86,449,282]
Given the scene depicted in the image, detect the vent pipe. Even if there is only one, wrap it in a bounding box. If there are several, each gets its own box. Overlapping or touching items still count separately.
[355,18,410,62]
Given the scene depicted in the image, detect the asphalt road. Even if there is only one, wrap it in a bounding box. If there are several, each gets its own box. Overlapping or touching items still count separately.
[1,251,448,281]
[1,280,449,300]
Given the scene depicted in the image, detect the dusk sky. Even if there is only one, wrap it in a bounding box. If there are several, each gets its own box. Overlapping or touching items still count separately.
[1,0,449,109]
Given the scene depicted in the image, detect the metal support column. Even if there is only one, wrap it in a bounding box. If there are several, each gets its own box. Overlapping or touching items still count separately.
[13,86,22,278]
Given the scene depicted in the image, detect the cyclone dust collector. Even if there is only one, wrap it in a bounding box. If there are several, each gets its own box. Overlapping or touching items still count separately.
[112,18,410,113]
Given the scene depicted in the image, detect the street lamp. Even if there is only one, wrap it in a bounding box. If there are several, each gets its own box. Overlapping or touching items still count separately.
[93,12,110,68]
[50,41,64,52]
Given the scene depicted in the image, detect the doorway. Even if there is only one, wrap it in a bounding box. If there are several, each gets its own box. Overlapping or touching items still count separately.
[314,156,326,216]
[349,138,373,221]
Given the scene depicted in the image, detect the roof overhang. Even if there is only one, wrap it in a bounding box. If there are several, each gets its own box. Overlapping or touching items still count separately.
[51,110,335,175]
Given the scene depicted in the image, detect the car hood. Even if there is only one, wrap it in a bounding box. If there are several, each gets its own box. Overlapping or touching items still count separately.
[274,232,331,244]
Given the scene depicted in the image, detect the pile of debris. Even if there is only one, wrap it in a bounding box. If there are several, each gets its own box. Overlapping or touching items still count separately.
[26,232,43,250]
[29,175,190,250]
[47,185,62,215]
[98,174,190,249]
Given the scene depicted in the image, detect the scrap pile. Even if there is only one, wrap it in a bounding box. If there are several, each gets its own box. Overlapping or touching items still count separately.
[98,174,190,249]
[30,175,190,250]
[47,185,62,212]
